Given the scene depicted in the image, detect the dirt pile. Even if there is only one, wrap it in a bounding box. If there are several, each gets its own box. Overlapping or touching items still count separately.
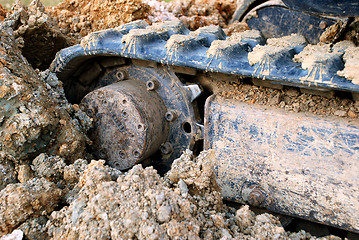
[219,83,359,118]
[0,13,91,193]
[0,151,343,239]
[46,0,242,44]
[169,0,238,30]
[0,4,8,21]
[4,0,69,70]
[44,151,333,240]
[47,0,150,42]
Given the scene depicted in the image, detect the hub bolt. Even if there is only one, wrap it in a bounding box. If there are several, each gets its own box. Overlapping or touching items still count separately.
[146,80,159,91]
[319,21,327,30]
[160,142,173,155]
[241,184,267,207]
[116,70,127,81]
[247,188,265,207]
[165,111,177,122]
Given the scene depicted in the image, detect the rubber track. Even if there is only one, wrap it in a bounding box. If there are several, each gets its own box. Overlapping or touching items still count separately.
[50,20,359,94]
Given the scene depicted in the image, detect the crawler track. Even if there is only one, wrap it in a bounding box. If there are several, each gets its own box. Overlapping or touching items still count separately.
[51,19,359,99]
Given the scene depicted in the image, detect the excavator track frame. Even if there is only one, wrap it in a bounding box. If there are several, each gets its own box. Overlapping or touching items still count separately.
[50,20,359,233]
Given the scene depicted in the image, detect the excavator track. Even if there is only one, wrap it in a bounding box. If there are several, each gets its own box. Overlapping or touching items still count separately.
[50,20,359,234]
[52,19,359,99]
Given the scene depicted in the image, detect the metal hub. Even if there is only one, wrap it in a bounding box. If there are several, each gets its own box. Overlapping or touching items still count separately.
[81,80,169,169]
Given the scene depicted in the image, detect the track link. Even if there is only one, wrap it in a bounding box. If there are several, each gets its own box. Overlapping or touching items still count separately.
[51,19,359,98]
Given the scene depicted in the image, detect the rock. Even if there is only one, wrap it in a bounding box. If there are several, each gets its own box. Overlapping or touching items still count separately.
[17,165,34,183]
[268,93,281,106]
[178,179,189,196]
[0,178,62,237]
[0,20,88,163]
[63,159,88,184]
[348,110,358,118]
[286,88,300,97]
[31,154,66,182]
[235,205,254,230]
[333,110,347,117]
[0,157,17,191]
[0,230,23,240]
[157,205,172,222]
[18,216,48,240]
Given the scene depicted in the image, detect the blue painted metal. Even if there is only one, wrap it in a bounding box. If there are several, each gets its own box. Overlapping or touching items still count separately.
[246,6,336,44]
[282,0,359,17]
[50,20,359,95]
[204,95,359,233]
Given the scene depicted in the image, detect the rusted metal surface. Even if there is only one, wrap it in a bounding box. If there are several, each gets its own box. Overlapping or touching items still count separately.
[78,63,202,170]
[81,80,169,169]
[204,95,359,233]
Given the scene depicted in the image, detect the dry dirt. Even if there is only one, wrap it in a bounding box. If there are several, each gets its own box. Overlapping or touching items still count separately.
[217,82,359,118]
[46,0,242,44]
[0,0,357,239]
[0,4,8,21]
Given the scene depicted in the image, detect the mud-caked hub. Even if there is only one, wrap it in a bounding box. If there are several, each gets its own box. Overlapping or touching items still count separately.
[66,61,202,170]
[81,80,170,169]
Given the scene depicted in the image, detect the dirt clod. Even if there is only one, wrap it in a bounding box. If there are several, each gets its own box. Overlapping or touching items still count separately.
[47,152,295,239]
[6,0,69,70]
[0,178,62,237]
[0,21,89,164]
[0,5,8,22]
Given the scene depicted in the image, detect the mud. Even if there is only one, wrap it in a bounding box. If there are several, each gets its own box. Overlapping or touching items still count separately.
[0,4,8,22]
[169,0,237,30]
[0,0,357,239]
[47,0,150,43]
[5,1,69,70]
[218,82,359,118]
[0,14,91,166]
[337,46,359,85]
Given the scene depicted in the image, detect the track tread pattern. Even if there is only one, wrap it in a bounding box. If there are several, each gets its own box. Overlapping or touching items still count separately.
[51,19,359,93]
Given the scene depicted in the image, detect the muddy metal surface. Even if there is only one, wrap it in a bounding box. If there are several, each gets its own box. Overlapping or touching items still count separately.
[0,0,358,239]
[205,95,359,233]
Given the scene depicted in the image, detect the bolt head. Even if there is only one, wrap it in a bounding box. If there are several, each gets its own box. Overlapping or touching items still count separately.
[165,111,177,122]
[160,142,173,155]
[319,21,327,30]
[146,80,158,91]
[116,70,127,81]
[247,189,265,207]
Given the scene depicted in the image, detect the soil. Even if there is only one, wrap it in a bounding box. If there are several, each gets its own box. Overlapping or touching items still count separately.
[0,0,358,239]
[46,0,241,44]
[168,0,237,30]
[216,81,359,118]
[5,1,69,70]
[47,0,151,43]
[0,4,8,21]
